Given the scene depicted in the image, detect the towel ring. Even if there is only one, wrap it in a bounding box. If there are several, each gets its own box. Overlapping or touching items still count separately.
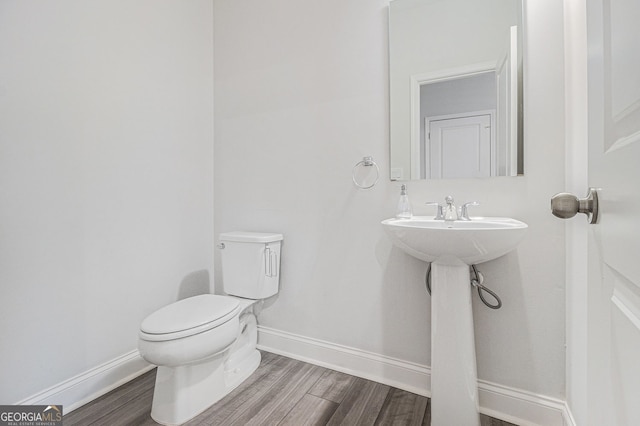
[352,156,380,190]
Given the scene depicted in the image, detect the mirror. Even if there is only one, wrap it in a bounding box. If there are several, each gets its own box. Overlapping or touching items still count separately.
[389,0,524,180]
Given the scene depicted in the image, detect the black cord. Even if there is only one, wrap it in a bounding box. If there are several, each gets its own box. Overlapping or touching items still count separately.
[425,263,502,309]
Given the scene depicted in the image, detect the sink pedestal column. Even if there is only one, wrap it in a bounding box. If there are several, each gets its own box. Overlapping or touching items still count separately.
[431,261,480,426]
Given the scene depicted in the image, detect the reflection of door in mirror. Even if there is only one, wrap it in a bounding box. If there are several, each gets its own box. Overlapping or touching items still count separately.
[417,72,496,178]
[427,113,493,179]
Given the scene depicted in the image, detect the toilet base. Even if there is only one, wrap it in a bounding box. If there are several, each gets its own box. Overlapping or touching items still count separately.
[148,302,261,425]
[150,349,261,426]
[224,348,261,397]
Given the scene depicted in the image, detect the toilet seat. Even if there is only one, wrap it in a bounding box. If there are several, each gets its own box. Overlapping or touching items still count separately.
[140,295,241,342]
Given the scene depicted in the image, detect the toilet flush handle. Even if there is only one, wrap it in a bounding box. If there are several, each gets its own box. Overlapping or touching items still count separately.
[264,245,278,277]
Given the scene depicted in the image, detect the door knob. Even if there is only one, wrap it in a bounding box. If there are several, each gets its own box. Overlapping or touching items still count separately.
[550,188,599,224]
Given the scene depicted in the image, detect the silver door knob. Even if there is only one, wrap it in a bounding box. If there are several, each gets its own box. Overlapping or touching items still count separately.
[550,187,599,224]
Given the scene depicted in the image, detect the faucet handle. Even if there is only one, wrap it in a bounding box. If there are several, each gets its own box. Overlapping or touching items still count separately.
[425,202,444,220]
[459,201,480,221]
[445,195,454,206]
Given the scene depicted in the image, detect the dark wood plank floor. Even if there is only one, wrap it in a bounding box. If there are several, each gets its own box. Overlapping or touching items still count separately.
[64,351,518,426]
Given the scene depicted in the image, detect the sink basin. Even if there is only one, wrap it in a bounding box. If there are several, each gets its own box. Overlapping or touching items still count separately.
[381,216,528,265]
[381,215,528,425]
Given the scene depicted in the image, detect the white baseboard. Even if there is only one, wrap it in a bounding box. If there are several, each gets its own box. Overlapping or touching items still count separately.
[257,326,568,426]
[16,330,575,425]
[16,350,154,414]
[258,326,432,398]
[562,402,578,426]
[477,379,567,426]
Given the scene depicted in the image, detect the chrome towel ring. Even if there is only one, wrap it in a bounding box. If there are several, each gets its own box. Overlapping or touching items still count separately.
[352,156,380,190]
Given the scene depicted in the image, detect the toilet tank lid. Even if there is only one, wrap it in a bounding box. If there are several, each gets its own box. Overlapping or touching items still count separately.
[219,231,283,243]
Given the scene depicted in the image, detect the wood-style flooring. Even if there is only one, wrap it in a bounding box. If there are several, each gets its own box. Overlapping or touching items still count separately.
[63,351,517,426]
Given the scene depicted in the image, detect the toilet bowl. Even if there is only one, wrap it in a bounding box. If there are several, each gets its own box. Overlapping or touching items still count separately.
[138,231,283,426]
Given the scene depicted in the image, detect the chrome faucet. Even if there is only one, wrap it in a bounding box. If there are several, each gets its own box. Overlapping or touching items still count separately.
[425,201,444,220]
[459,201,480,221]
[443,196,458,221]
[426,197,479,221]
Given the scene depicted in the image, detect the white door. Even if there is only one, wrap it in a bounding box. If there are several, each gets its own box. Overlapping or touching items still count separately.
[585,0,640,423]
[427,114,492,179]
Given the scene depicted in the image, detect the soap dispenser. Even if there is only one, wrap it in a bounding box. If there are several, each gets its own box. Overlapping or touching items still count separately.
[396,184,413,219]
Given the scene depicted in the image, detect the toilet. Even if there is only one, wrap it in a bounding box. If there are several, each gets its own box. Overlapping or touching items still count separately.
[138,231,283,426]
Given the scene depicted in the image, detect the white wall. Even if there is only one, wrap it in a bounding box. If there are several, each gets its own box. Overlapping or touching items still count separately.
[0,1,214,403]
[214,0,566,401]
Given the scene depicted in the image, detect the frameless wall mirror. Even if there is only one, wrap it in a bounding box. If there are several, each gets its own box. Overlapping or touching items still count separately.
[389,0,524,180]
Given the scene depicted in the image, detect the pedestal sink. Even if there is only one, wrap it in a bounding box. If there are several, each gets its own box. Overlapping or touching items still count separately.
[381,216,527,426]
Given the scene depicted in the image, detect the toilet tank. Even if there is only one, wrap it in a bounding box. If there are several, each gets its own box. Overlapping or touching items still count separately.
[219,232,283,299]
